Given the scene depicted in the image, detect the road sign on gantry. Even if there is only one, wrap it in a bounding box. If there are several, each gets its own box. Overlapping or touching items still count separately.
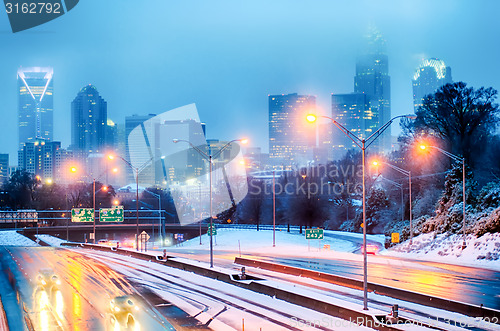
[305,228,324,240]
[99,206,124,222]
[71,208,94,222]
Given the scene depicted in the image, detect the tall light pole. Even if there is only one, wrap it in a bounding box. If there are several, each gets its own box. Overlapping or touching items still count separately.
[307,113,415,310]
[373,160,413,244]
[374,174,404,224]
[272,170,276,247]
[174,138,248,268]
[92,180,109,244]
[144,188,162,244]
[108,154,153,251]
[419,144,466,249]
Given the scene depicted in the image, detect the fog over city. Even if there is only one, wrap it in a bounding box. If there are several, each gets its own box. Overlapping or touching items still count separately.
[0,0,499,161]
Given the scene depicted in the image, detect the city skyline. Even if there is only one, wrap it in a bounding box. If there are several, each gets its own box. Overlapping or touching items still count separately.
[1,1,499,165]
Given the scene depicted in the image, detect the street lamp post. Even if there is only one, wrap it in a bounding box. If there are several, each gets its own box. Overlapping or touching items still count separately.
[375,174,404,223]
[174,138,248,268]
[109,155,153,251]
[144,188,162,244]
[373,161,413,244]
[272,170,276,247]
[307,113,415,310]
[92,181,109,244]
[420,145,466,249]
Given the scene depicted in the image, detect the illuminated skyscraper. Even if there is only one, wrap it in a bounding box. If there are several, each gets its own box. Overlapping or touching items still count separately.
[412,58,452,111]
[331,93,378,157]
[269,93,316,168]
[71,85,107,155]
[354,28,391,152]
[17,67,54,149]
[0,154,8,184]
[18,139,61,181]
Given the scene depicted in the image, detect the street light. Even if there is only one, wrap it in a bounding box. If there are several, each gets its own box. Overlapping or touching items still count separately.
[173,138,248,268]
[419,144,466,249]
[307,113,415,310]
[92,181,110,244]
[144,188,162,245]
[108,154,154,251]
[372,160,413,244]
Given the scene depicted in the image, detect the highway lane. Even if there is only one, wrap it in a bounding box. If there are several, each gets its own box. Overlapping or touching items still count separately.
[165,247,500,310]
[76,249,376,331]
[0,246,175,331]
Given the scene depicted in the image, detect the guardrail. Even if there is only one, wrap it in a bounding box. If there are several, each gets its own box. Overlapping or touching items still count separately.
[216,224,301,231]
[234,257,500,324]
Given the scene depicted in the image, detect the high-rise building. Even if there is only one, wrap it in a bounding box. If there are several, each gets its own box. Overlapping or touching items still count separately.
[269,93,316,168]
[331,93,378,157]
[0,154,9,184]
[71,85,107,156]
[105,119,118,150]
[125,114,156,184]
[18,67,54,149]
[354,28,391,152]
[412,58,452,111]
[18,139,62,181]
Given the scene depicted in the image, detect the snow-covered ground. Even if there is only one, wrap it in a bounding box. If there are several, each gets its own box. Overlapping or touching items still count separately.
[0,230,39,246]
[36,234,68,247]
[171,227,360,253]
[382,232,500,271]
[167,227,500,271]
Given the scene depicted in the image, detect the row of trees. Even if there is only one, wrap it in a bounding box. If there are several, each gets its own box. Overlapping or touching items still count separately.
[0,170,177,222]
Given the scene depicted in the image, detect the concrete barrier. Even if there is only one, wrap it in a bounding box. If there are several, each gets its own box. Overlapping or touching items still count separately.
[235,257,500,324]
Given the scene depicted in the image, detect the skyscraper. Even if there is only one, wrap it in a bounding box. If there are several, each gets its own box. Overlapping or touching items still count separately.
[125,113,156,184]
[71,85,107,155]
[0,154,8,184]
[331,93,378,157]
[18,67,54,149]
[354,28,391,152]
[269,93,316,168]
[412,58,452,111]
[18,139,62,181]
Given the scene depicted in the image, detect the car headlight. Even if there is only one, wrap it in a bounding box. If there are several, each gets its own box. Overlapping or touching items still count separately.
[41,280,46,285]
[114,306,120,312]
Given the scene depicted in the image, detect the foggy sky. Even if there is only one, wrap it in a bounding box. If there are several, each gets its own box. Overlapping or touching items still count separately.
[0,0,499,165]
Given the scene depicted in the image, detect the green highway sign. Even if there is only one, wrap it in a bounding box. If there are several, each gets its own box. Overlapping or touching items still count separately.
[208,224,217,236]
[305,228,324,240]
[99,206,124,222]
[71,208,94,222]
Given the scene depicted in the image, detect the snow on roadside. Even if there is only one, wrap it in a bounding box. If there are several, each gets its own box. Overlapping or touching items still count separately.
[170,228,356,254]
[0,230,38,246]
[382,232,500,271]
[82,250,376,331]
[36,234,68,247]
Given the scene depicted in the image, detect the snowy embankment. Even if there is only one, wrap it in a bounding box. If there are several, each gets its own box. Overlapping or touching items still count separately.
[169,228,365,256]
[0,230,39,246]
[382,232,500,271]
[36,234,67,247]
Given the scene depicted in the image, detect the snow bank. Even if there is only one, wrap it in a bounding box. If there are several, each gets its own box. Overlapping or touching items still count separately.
[382,232,500,270]
[36,234,68,247]
[170,228,356,255]
[0,230,38,246]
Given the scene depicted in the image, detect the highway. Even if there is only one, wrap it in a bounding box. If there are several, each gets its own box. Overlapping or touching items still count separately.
[166,246,500,311]
[0,246,175,331]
